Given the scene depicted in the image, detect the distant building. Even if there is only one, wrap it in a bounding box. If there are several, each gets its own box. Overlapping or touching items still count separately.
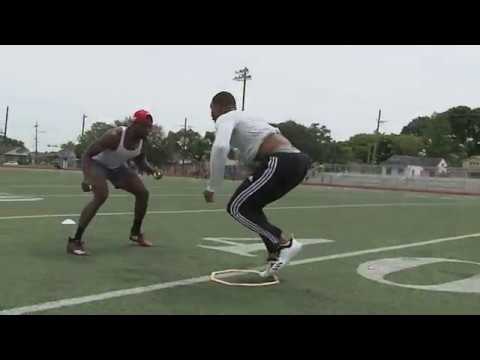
[381,155,447,177]
[462,155,480,178]
[1,147,31,165]
[463,155,480,170]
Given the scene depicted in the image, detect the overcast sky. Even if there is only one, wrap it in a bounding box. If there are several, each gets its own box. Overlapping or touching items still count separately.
[1,45,480,152]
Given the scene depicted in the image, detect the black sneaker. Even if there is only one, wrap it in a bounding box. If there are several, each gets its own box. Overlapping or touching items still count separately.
[67,237,88,256]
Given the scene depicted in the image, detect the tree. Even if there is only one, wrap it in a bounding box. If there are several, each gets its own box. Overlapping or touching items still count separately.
[327,141,354,164]
[0,136,26,154]
[142,124,168,167]
[389,134,425,157]
[272,120,333,162]
[190,137,211,161]
[401,116,431,136]
[346,134,377,163]
[60,141,76,152]
[423,116,463,163]
[399,107,480,164]
[344,133,425,164]
[75,122,115,158]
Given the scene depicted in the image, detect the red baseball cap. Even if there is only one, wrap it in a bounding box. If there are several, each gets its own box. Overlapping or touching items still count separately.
[133,109,153,125]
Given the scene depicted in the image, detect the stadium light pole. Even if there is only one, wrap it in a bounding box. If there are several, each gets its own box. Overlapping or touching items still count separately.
[81,114,88,137]
[233,67,252,111]
[177,117,193,176]
[33,122,39,165]
[32,122,46,165]
[371,109,387,165]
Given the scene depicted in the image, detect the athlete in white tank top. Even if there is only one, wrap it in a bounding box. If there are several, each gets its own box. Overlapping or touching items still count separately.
[68,109,163,256]
[92,126,143,169]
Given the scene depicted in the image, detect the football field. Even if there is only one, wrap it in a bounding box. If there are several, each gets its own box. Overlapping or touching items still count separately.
[2,167,480,314]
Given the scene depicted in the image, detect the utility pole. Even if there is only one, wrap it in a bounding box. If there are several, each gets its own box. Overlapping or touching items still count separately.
[34,122,39,156]
[81,114,87,137]
[183,117,187,175]
[32,122,39,165]
[32,122,46,164]
[371,109,387,165]
[233,67,252,111]
[4,106,9,139]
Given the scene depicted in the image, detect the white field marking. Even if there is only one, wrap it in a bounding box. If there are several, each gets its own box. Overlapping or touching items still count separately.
[0,193,44,202]
[6,184,205,189]
[34,193,231,198]
[306,186,389,194]
[357,257,480,293]
[6,185,83,188]
[0,198,43,202]
[2,231,480,315]
[199,237,333,257]
[405,193,477,201]
[405,194,430,199]
[0,202,467,221]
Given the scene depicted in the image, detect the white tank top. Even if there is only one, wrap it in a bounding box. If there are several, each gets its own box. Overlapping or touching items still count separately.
[92,127,143,169]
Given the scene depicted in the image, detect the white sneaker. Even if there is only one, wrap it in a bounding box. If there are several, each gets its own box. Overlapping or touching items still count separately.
[260,237,303,278]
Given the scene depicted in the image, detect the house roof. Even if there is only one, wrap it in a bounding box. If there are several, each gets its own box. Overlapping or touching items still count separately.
[382,155,446,167]
[2,147,30,157]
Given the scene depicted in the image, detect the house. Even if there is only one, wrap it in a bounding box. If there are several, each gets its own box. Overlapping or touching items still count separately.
[462,155,480,178]
[463,156,480,169]
[381,155,447,177]
[1,147,31,165]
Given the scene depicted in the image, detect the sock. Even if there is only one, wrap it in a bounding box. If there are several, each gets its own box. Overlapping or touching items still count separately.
[73,226,85,240]
[131,218,143,236]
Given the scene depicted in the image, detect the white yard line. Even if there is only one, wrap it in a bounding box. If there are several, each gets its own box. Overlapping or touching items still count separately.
[0,198,44,202]
[1,231,479,315]
[0,202,464,221]
[34,194,230,198]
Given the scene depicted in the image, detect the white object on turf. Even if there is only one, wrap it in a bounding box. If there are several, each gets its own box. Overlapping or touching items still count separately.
[260,236,303,278]
[61,219,76,225]
[210,269,279,287]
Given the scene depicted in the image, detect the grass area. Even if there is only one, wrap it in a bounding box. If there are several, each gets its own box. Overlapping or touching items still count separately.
[1,167,480,314]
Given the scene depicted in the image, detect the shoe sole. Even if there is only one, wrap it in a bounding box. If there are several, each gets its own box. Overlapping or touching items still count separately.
[129,239,153,247]
[67,249,88,256]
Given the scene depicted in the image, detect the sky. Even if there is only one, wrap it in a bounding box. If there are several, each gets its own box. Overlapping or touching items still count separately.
[1,45,480,152]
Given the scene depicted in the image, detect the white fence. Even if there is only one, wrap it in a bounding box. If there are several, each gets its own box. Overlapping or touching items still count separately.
[304,164,480,195]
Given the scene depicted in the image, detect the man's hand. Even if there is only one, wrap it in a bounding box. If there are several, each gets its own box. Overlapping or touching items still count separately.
[203,190,215,203]
[145,166,163,180]
[153,169,163,180]
[81,180,92,192]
